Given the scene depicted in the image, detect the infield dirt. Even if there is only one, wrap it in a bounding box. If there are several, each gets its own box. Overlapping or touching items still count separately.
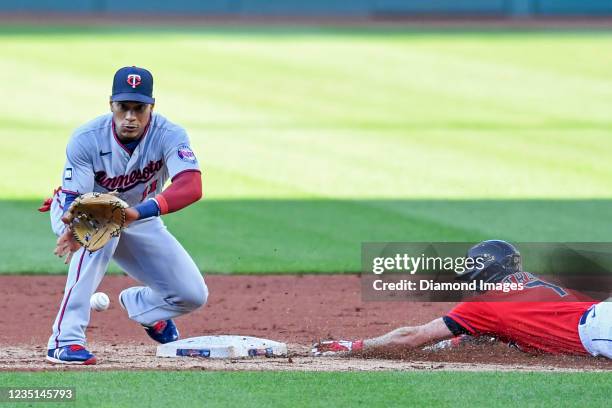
[1,275,610,372]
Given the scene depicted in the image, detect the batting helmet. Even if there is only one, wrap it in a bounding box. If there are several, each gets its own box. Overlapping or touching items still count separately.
[457,240,522,284]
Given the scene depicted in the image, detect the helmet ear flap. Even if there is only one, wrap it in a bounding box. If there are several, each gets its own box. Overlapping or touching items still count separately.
[481,262,505,283]
[487,253,522,283]
[505,253,522,273]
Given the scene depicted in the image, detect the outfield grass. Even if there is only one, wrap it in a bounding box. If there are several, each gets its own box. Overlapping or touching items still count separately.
[1,28,612,273]
[6,199,612,273]
[0,371,610,408]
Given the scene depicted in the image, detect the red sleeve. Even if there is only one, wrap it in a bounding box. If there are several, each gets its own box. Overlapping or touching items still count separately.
[445,302,498,337]
[155,170,202,215]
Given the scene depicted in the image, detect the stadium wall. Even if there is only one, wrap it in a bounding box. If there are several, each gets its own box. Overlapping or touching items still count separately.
[2,0,612,16]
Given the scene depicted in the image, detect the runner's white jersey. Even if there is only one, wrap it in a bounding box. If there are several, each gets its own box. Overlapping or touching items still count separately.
[60,112,199,206]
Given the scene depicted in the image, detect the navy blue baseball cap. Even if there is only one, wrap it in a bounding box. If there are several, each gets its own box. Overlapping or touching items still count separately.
[111,66,155,104]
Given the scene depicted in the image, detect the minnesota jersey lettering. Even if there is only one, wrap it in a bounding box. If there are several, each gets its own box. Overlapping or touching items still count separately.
[95,158,164,192]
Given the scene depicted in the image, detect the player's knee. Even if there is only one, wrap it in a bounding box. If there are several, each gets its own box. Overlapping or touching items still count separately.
[178,278,208,311]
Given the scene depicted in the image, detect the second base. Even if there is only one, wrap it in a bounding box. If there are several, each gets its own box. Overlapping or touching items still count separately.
[156,335,288,359]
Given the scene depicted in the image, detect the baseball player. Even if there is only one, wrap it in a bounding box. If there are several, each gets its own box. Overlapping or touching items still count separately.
[314,240,612,359]
[41,66,208,365]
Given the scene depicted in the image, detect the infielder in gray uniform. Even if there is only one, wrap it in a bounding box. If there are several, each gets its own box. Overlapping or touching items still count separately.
[44,66,207,365]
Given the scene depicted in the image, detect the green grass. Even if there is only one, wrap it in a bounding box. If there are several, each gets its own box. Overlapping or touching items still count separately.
[1,28,612,273]
[7,199,612,274]
[0,371,610,408]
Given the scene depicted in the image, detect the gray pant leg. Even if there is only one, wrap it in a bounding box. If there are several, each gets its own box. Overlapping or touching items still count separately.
[47,240,117,349]
[112,217,207,326]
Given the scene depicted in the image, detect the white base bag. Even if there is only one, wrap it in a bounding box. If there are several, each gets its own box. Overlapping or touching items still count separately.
[156,335,288,359]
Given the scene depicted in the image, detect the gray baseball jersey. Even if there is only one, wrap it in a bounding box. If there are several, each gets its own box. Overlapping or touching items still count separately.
[61,112,199,206]
[48,112,208,350]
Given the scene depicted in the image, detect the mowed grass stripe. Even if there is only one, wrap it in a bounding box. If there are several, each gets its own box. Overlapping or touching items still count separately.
[0,371,610,408]
[198,128,612,199]
[2,127,612,200]
[4,199,612,274]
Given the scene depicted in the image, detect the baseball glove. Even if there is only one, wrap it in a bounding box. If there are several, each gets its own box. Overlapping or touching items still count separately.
[64,192,129,252]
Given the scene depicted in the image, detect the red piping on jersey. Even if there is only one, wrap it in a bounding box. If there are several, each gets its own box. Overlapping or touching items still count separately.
[111,115,151,155]
[54,249,86,348]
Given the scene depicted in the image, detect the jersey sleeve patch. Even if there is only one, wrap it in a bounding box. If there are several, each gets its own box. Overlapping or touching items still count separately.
[64,168,73,180]
[177,144,197,163]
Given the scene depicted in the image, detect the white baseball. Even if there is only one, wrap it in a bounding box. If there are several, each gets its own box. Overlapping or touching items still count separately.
[90,292,110,311]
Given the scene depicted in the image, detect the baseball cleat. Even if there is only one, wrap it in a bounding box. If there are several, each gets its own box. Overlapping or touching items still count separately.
[311,340,364,356]
[46,345,97,365]
[144,319,179,344]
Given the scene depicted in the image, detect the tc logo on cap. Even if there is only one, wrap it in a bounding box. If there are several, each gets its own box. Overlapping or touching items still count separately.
[127,74,142,89]
[112,66,155,104]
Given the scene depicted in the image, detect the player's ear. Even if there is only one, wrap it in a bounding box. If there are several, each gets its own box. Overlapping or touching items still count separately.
[150,103,155,112]
[109,100,114,112]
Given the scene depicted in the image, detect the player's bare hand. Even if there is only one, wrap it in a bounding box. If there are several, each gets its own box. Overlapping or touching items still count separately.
[125,208,139,226]
[54,228,81,264]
